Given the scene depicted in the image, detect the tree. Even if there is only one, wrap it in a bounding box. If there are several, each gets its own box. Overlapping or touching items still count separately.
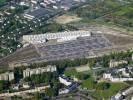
[14,68,23,82]
[82,78,96,89]
[33,92,41,100]
[96,82,110,90]
[88,58,96,68]
[0,80,10,92]
[0,81,4,92]
[45,88,54,97]
[77,73,90,80]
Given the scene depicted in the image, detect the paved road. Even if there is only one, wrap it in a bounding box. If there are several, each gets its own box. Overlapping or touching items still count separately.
[52,92,94,100]
[0,85,50,97]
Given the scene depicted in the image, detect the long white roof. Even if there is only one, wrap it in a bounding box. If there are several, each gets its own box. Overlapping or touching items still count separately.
[23,31,91,44]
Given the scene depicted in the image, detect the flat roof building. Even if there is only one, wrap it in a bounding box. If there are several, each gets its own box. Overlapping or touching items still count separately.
[59,76,72,86]
[24,8,53,20]
[103,66,133,82]
[23,65,57,78]
[22,31,91,45]
[0,72,14,81]
[109,60,128,68]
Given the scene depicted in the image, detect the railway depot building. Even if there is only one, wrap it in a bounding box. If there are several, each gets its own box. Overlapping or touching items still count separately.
[22,31,91,45]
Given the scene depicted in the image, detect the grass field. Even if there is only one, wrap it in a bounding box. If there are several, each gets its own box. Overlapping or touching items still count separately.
[114,7,133,17]
[82,79,129,99]
[64,69,77,77]
[0,0,6,4]
[64,68,91,81]
[91,82,129,99]
[81,78,95,89]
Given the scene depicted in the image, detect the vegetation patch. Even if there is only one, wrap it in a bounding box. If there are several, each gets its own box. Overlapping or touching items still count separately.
[71,0,133,30]
[92,82,129,99]
[0,0,6,4]
[82,77,129,99]
[64,69,90,80]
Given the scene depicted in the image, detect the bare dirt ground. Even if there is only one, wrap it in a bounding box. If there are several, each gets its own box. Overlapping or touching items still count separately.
[0,45,40,68]
[76,24,133,45]
[54,14,81,24]
[104,34,133,46]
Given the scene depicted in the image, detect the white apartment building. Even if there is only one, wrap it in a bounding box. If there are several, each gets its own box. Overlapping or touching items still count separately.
[0,72,14,81]
[109,60,128,68]
[103,73,133,82]
[59,88,69,94]
[110,78,133,82]
[23,65,57,78]
[59,76,72,86]
[23,83,30,89]
[22,31,91,45]
[132,54,133,61]
[103,73,112,79]
[122,87,133,96]
[103,66,133,82]
[111,93,123,100]
[111,87,133,100]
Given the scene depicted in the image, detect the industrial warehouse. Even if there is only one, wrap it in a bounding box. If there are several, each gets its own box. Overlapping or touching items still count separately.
[9,31,112,67]
[23,0,85,20]
[22,31,91,44]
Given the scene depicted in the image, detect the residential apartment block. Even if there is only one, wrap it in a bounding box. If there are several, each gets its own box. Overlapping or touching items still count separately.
[23,65,57,78]
[0,72,14,81]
